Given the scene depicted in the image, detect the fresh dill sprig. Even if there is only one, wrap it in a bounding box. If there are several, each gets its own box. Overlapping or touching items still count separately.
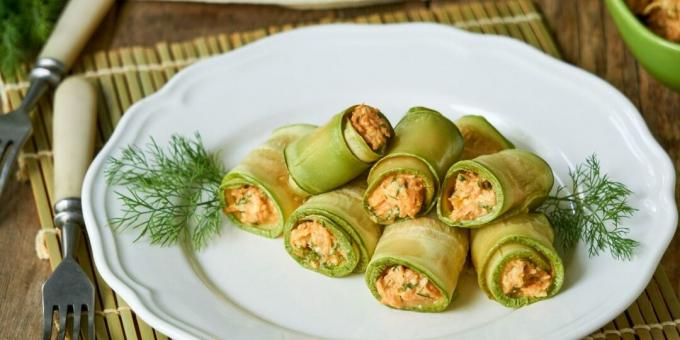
[0,0,67,78]
[106,133,225,250]
[541,154,639,260]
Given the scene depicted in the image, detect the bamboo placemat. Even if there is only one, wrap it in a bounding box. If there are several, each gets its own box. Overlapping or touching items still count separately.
[2,1,679,339]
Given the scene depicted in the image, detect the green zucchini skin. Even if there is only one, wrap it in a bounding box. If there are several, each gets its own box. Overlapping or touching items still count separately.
[455,115,515,160]
[437,149,554,228]
[365,217,469,312]
[283,181,382,277]
[284,105,393,196]
[220,124,316,238]
[471,213,564,308]
[363,107,464,224]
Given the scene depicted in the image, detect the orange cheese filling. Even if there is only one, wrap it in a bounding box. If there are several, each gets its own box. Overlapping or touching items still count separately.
[289,220,346,268]
[349,104,391,151]
[367,174,425,223]
[501,259,552,298]
[448,171,496,221]
[224,185,278,226]
[376,265,443,309]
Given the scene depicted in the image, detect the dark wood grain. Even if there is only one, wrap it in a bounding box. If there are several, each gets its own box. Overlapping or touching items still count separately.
[1,1,678,338]
[0,180,51,340]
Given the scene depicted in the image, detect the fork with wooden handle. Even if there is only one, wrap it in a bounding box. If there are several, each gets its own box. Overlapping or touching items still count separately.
[0,0,113,199]
[42,76,97,340]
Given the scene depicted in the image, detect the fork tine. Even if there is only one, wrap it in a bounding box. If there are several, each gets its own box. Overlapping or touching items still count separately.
[57,305,68,340]
[71,304,82,340]
[87,306,94,340]
[42,305,53,340]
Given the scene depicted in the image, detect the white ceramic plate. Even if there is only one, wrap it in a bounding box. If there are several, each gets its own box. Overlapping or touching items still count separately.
[82,24,677,339]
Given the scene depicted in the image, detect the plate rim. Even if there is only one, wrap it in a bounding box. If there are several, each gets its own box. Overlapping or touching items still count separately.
[82,22,678,340]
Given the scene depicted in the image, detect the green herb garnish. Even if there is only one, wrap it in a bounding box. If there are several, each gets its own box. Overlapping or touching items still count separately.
[0,0,67,77]
[541,154,638,260]
[106,133,225,250]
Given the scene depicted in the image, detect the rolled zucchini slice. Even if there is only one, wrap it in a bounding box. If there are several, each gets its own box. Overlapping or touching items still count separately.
[365,217,469,312]
[285,104,393,195]
[437,149,553,228]
[456,115,514,160]
[221,124,316,238]
[471,213,564,308]
[283,181,382,277]
[363,107,463,224]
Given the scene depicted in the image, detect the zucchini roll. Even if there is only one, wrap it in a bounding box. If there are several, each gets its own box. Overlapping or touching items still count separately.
[285,104,393,195]
[437,149,553,228]
[221,124,316,238]
[363,107,463,224]
[365,217,468,312]
[283,181,382,277]
[471,213,564,308]
[456,115,514,160]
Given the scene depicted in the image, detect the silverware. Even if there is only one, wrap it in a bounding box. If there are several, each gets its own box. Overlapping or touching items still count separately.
[0,0,114,198]
[0,59,63,196]
[42,76,98,340]
[43,199,95,340]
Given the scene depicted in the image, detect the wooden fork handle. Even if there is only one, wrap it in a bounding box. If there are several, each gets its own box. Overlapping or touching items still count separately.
[38,0,115,70]
[53,77,98,201]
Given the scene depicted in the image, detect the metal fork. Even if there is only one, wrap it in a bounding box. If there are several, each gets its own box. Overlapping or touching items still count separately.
[43,199,95,340]
[0,0,114,198]
[0,59,64,196]
[42,76,98,340]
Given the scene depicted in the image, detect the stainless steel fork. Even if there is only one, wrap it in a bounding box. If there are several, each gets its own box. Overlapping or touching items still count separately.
[0,0,114,198]
[0,59,64,196]
[42,76,98,340]
[43,199,95,340]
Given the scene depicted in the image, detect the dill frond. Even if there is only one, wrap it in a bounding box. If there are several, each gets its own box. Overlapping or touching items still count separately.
[106,133,225,250]
[542,154,639,260]
[0,0,67,78]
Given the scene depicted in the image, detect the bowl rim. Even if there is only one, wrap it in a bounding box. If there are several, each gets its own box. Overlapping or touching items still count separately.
[606,0,680,51]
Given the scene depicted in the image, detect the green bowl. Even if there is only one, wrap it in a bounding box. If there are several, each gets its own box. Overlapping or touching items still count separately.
[605,0,680,91]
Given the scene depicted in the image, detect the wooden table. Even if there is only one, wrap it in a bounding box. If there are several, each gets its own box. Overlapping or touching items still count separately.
[1,1,678,338]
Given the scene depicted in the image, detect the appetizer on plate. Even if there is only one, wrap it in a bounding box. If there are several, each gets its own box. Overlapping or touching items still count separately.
[283,180,382,277]
[107,102,639,316]
[363,107,463,224]
[285,104,393,196]
[365,217,469,312]
[471,213,564,307]
[220,124,316,238]
[437,149,553,228]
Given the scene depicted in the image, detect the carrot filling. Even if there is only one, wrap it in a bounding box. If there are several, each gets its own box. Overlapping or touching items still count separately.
[367,174,425,223]
[224,185,278,226]
[501,259,552,298]
[636,0,680,42]
[349,104,391,151]
[448,170,496,221]
[376,265,443,309]
[289,220,346,268]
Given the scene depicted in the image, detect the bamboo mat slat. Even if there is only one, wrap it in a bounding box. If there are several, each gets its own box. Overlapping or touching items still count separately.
[1,1,679,338]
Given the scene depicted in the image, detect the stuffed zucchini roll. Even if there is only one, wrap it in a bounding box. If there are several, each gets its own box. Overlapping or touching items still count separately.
[437,149,553,228]
[221,124,316,238]
[365,217,468,312]
[456,115,514,160]
[283,181,382,277]
[285,104,393,195]
[363,107,463,224]
[471,213,564,308]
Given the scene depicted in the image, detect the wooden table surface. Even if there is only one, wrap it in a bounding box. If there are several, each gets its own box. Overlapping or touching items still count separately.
[1,0,678,338]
